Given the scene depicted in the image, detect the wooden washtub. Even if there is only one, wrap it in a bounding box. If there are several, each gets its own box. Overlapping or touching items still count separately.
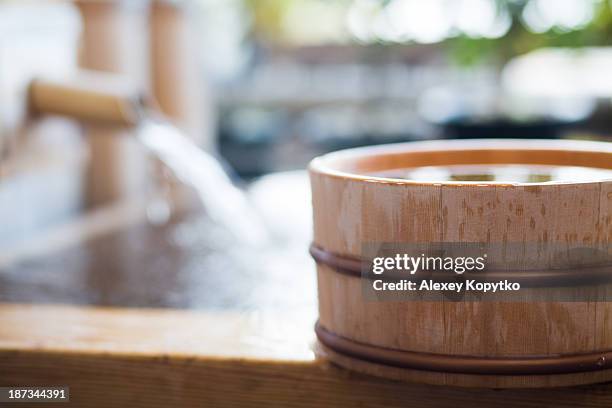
[309,139,612,388]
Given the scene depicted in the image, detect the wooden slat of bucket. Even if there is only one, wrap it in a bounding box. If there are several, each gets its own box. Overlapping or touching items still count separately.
[316,263,608,357]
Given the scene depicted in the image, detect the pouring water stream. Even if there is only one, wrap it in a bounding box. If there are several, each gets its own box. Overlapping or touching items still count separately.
[136,114,269,246]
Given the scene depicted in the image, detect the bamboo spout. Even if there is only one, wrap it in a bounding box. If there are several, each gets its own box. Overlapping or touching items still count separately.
[28,72,146,127]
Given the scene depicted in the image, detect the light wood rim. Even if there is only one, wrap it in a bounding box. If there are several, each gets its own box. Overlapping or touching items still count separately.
[309,139,612,187]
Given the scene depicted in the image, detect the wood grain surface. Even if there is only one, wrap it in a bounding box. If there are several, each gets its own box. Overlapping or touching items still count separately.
[3,303,612,408]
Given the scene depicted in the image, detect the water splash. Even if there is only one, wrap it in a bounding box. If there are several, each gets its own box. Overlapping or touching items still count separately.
[137,117,269,246]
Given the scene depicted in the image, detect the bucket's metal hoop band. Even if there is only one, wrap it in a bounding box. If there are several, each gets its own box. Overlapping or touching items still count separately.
[309,244,612,287]
[315,322,612,375]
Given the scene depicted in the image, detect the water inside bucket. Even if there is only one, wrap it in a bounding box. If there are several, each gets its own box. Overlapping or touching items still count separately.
[370,164,612,184]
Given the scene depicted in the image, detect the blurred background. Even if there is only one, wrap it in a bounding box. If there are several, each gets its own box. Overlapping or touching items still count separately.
[0,0,611,311]
[214,0,612,176]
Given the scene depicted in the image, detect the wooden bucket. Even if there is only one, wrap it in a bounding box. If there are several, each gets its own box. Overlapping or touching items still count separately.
[309,139,612,388]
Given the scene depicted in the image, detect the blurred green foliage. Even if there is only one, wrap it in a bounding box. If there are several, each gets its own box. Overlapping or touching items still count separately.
[448,0,612,65]
[242,0,612,65]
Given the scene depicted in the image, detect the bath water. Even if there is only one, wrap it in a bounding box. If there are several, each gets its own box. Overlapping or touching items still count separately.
[371,164,612,184]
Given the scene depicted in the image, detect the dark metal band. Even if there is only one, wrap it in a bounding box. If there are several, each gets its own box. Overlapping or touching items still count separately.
[309,245,362,277]
[315,322,612,375]
[309,244,612,287]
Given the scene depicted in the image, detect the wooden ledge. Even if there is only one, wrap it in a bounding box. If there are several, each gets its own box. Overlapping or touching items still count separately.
[0,303,315,360]
[3,303,612,407]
